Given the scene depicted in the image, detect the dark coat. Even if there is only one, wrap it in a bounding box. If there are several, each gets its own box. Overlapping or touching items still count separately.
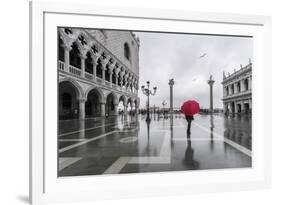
[185,115,194,121]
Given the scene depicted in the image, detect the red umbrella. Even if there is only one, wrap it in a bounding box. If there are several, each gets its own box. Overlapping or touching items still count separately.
[181,100,200,116]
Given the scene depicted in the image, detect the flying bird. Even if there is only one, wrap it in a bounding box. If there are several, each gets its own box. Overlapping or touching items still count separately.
[199,53,207,58]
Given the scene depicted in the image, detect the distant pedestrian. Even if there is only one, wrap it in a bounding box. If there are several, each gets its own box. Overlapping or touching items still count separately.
[181,100,200,135]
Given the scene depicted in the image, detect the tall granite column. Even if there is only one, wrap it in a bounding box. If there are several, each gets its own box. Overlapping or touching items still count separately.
[168,79,175,116]
[207,75,215,113]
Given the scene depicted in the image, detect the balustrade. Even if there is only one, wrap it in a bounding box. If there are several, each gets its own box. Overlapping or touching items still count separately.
[105,81,111,87]
[58,61,65,71]
[96,77,103,84]
[69,65,81,76]
[85,72,93,80]
[58,61,137,96]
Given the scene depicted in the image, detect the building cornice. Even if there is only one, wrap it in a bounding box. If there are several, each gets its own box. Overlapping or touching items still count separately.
[222,63,252,84]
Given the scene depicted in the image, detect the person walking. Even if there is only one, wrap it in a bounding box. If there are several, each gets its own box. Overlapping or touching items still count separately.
[181,100,200,136]
[185,115,194,134]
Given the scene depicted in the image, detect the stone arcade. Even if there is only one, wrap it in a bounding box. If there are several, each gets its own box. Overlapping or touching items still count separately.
[222,60,252,114]
[58,28,140,120]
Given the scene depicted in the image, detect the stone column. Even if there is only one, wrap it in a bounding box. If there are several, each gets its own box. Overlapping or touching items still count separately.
[123,78,127,91]
[124,102,128,117]
[109,70,113,86]
[207,75,215,113]
[124,74,128,91]
[101,58,108,84]
[241,79,245,92]
[102,67,106,83]
[108,63,115,87]
[100,102,106,117]
[64,45,71,72]
[114,103,118,115]
[234,82,238,94]
[78,98,86,120]
[80,54,86,78]
[120,71,124,89]
[241,101,245,113]
[92,60,97,81]
[249,77,252,90]
[168,79,175,116]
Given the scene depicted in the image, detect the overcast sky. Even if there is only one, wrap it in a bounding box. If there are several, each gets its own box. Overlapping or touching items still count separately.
[135,31,253,109]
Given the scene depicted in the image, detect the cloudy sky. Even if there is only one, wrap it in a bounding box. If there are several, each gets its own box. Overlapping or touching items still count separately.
[135,31,253,109]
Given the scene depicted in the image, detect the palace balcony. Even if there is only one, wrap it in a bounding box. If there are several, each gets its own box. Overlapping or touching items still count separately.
[58,61,138,97]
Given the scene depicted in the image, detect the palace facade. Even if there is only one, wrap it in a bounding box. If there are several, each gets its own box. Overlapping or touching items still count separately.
[222,60,252,114]
[58,28,140,120]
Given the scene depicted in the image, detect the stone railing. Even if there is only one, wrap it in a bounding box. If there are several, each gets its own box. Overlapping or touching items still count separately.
[58,61,65,71]
[96,77,103,84]
[69,65,81,76]
[105,81,111,87]
[59,61,138,96]
[85,72,94,80]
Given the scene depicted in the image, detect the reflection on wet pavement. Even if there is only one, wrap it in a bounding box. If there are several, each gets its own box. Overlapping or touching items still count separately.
[58,114,252,177]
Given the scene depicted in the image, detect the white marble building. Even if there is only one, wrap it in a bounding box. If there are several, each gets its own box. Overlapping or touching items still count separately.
[58,28,140,120]
[222,60,252,114]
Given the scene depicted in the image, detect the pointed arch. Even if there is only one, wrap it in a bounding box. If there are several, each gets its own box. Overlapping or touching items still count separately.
[59,77,84,100]
[85,86,105,103]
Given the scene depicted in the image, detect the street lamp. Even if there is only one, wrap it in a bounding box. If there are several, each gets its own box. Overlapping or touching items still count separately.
[141,81,157,122]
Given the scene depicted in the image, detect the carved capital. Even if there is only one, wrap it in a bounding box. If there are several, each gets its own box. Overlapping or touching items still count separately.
[101,58,109,67]
[79,53,87,60]
[78,98,87,103]
[63,44,72,51]
[108,62,116,71]
[114,67,120,75]
[120,71,125,77]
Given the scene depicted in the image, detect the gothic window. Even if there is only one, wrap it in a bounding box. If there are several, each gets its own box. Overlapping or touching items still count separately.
[118,72,122,86]
[85,52,93,74]
[96,58,103,78]
[124,43,130,61]
[231,84,234,94]
[70,42,81,69]
[58,37,64,62]
[112,71,116,84]
[105,64,110,82]
[237,82,241,92]
[244,79,249,91]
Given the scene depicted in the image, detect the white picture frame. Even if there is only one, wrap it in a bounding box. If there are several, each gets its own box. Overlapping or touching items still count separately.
[29,0,272,204]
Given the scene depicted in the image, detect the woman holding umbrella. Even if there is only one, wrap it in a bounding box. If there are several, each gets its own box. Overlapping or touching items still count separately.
[185,115,194,134]
[181,100,200,135]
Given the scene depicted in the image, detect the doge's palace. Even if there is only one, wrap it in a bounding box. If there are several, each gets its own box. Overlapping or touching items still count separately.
[58,28,140,120]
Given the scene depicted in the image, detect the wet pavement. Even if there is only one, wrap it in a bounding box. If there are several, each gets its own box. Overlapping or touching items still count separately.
[58,114,252,177]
